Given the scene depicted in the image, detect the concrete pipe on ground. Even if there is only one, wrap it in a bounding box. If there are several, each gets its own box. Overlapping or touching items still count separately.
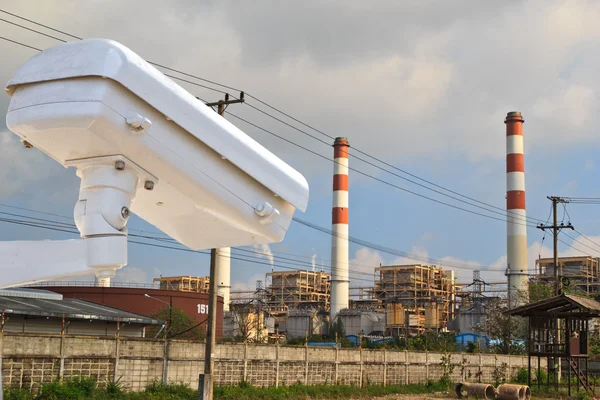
[454,382,468,398]
[497,383,528,400]
[465,383,496,399]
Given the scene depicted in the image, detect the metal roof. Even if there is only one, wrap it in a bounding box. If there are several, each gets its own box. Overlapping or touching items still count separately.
[506,294,600,317]
[0,296,162,325]
[0,288,63,300]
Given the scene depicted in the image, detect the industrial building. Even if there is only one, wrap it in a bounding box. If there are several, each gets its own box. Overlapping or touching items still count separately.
[337,309,385,337]
[28,280,224,337]
[279,309,328,338]
[153,275,210,293]
[0,288,161,337]
[534,256,600,295]
[265,270,331,315]
[374,264,457,336]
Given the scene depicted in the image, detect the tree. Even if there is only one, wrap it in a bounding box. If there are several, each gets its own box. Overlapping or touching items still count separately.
[227,303,267,343]
[517,281,553,304]
[147,306,205,340]
[330,319,345,340]
[478,298,525,354]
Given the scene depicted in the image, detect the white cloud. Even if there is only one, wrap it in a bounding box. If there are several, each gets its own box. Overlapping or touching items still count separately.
[3,0,600,171]
[231,273,265,292]
[349,247,385,283]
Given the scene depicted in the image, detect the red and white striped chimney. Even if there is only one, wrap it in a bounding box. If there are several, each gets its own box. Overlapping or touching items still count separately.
[331,137,350,320]
[505,111,528,306]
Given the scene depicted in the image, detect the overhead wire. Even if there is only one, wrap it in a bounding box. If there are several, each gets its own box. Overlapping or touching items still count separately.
[0,204,514,275]
[0,10,547,227]
[0,34,537,273]
[0,12,562,276]
[0,203,381,273]
[0,212,382,282]
[0,216,380,284]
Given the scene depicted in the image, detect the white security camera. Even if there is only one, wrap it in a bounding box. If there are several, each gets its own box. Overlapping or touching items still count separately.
[1,38,309,288]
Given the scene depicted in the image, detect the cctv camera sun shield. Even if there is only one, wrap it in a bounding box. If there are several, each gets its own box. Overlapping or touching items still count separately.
[5,38,309,251]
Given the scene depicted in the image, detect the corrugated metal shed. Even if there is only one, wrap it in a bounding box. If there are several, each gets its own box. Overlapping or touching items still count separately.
[0,295,161,325]
[0,288,63,300]
[506,293,600,317]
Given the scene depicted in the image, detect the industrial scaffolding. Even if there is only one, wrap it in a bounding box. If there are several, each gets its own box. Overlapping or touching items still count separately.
[534,256,600,295]
[373,264,457,335]
[153,276,210,293]
[265,270,330,315]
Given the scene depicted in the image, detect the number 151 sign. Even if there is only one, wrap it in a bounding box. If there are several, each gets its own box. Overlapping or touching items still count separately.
[197,304,208,314]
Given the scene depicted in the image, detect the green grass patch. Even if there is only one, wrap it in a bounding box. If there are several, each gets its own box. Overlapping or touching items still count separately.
[4,378,449,400]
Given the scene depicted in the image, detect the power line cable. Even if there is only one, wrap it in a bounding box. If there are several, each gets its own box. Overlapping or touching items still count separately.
[0,18,549,273]
[291,217,514,272]
[0,216,379,283]
[0,12,547,227]
[0,203,382,272]
[0,9,81,40]
[0,35,41,51]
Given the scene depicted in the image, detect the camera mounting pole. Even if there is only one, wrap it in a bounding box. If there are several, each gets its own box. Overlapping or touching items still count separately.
[0,155,155,288]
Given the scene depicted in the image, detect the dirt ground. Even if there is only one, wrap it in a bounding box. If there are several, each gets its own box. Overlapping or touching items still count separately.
[379,395,558,399]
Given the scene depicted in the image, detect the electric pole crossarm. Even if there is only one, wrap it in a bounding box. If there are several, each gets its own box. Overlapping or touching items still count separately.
[204,92,245,107]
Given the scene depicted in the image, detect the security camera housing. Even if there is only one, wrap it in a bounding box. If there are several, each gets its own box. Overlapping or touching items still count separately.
[5,38,309,251]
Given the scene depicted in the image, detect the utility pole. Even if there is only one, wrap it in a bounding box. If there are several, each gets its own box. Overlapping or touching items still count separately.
[537,196,573,385]
[537,196,574,295]
[200,92,244,400]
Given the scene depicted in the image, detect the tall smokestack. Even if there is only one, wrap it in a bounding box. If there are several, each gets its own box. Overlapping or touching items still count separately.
[216,248,231,312]
[331,137,350,320]
[505,111,528,307]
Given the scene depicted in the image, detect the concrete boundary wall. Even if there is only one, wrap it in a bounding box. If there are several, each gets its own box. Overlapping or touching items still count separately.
[0,333,543,391]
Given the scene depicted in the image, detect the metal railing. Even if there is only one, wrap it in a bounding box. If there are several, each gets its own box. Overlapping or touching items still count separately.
[24,281,161,289]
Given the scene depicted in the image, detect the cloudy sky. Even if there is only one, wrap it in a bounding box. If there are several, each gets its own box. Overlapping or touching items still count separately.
[1,0,600,291]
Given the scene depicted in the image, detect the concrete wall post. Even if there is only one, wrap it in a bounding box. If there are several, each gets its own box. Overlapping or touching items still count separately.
[304,343,309,385]
[275,341,280,388]
[59,335,65,381]
[425,351,429,382]
[162,339,169,384]
[359,345,363,388]
[113,337,120,383]
[404,350,409,385]
[478,352,483,382]
[383,349,387,387]
[0,330,4,392]
[243,342,248,383]
[335,344,339,384]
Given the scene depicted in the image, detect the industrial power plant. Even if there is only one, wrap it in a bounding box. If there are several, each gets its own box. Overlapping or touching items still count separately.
[2,6,600,398]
